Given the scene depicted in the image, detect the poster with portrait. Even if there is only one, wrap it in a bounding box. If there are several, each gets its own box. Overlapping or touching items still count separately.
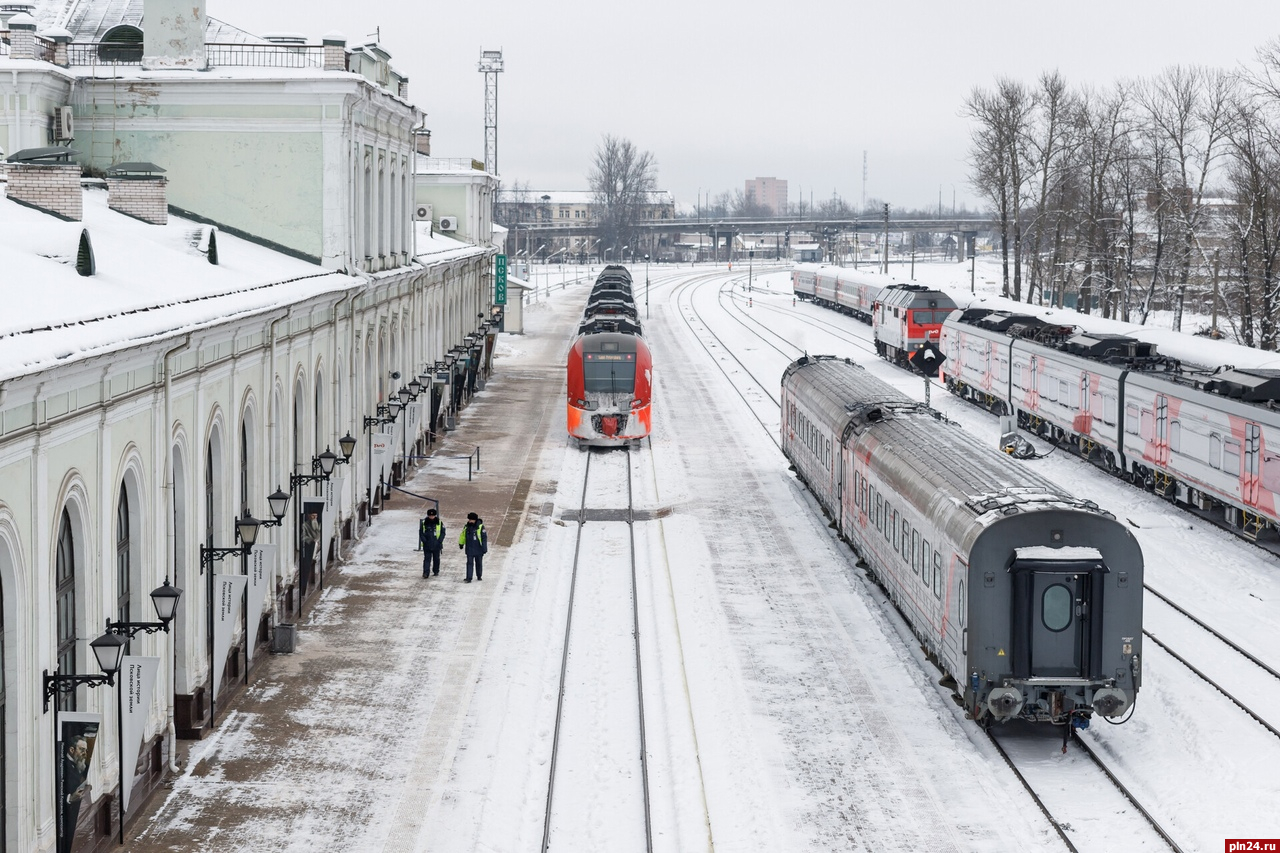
[301,497,327,592]
[56,712,101,853]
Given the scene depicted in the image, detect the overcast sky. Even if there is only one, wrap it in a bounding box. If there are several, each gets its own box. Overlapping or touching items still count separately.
[211,0,1279,213]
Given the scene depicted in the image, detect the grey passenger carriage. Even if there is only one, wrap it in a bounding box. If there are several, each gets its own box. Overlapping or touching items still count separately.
[781,355,1144,728]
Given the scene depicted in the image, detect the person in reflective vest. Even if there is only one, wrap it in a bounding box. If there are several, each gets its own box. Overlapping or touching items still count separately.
[458,512,487,582]
[419,508,445,578]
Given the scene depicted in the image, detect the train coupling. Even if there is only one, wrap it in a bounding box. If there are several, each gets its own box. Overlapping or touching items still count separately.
[987,687,1024,720]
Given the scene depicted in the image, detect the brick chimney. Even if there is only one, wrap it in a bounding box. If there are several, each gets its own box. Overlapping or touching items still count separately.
[398,77,410,101]
[5,11,36,60]
[322,33,347,71]
[6,164,84,221]
[106,174,168,225]
[142,0,206,70]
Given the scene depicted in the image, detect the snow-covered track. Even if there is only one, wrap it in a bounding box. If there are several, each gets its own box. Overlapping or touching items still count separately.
[541,448,654,853]
[673,273,783,447]
[988,725,1183,852]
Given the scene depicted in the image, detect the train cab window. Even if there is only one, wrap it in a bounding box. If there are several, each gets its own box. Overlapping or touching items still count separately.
[1169,421,1181,452]
[1042,584,1073,632]
[583,353,636,393]
[1140,409,1153,440]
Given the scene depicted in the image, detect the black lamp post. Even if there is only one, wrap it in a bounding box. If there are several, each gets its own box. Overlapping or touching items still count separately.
[200,514,260,731]
[104,579,183,843]
[363,404,399,516]
[42,631,127,712]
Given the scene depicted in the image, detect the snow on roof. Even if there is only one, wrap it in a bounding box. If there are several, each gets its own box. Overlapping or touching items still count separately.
[412,222,492,265]
[0,180,357,381]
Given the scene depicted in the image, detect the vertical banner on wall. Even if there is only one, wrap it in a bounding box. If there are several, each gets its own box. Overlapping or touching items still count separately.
[212,573,247,703]
[118,656,160,812]
[56,712,101,853]
[246,544,275,663]
[405,402,421,459]
[373,432,393,486]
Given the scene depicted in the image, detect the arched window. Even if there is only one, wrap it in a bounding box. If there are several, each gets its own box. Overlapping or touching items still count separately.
[56,509,77,712]
[363,157,373,260]
[240,419,250,518]
[205,443,215,550]
[117,491,131,628]
[314,373,324,457]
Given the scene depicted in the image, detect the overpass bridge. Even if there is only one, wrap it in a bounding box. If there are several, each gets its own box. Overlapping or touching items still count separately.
[502,216,992,262]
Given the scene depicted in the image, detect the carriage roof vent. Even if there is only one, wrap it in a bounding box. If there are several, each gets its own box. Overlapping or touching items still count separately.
[1201,368,1280,402]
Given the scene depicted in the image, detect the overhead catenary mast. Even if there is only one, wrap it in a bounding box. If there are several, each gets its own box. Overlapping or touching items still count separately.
[477,48,504,175]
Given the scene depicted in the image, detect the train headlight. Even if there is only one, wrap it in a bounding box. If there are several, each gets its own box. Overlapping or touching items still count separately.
[631,398,643,408]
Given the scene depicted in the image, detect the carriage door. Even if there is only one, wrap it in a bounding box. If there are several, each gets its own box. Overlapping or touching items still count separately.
[1244,422,1262,506]
[1155,395,1169,466]
[1010,558,1106,680]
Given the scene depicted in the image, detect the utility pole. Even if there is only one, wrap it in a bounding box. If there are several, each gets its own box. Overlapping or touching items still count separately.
[882,203,890,275]
[477,49,504,175]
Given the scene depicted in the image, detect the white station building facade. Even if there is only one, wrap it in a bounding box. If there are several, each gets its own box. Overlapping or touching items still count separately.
[0,1,500,850]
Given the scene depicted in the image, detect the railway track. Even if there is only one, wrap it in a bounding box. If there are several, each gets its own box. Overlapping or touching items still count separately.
[542,448,653,853]
[988,725,1184,852]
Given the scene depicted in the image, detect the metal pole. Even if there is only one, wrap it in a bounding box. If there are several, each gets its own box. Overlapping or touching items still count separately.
[204,546,214,733]
[117,677,125,843]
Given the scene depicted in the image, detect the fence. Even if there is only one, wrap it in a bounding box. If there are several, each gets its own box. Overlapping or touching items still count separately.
[62,41,329,69]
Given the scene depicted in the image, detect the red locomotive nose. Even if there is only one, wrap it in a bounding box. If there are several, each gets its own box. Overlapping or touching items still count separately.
[601,416,619,437]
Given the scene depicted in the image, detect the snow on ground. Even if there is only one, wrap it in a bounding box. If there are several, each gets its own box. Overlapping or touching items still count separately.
[133,261,1279,852]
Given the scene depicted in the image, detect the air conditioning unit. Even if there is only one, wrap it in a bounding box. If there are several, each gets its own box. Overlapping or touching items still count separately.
[438,216,458,232]
[413,204,433,222]
[54,106,74,141]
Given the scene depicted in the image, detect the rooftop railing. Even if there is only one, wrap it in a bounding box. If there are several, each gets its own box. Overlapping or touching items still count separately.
[61,40,335,69]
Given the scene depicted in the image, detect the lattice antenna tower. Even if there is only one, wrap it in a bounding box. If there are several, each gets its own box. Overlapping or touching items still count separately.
[478,49,504,175]
[861,150,867,213]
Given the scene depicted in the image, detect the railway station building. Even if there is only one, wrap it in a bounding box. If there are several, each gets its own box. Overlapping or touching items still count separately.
[0,1,497,849]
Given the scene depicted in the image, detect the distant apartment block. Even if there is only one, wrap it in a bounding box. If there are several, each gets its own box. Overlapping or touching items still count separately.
[745,177,788,216]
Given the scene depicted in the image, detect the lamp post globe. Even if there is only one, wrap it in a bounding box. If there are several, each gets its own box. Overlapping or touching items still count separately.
[317,447,338,476]
[236,513,262,550]
[90,631,128,677]
[338,432,357,462]
[149,578,183,625]
[268,486,291,523]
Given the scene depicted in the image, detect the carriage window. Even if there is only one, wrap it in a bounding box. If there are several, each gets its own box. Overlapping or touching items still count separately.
[901,519,910,559]
[933,553,943,598]
[874,492,883,531]
[1169,421,1181,453]
[921,539,932,585]
[911,530,920,573]
[1224,439,1241,472]
[886,507,894,544]
[1209,434,1222,469]
[1125,403,1139,434]
[1139,409,1153,440]
[1042,585,1073,632]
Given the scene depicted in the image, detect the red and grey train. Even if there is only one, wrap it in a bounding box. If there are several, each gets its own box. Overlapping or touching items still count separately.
[567,266,653,447]
[792,264,956,366]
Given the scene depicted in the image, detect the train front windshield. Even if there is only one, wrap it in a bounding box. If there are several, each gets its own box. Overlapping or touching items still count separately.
[583,352,636,393]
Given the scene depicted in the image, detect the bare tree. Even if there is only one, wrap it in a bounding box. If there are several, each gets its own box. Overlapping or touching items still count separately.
[1136,66,1235,330]
[965,78,1034,298]
[1023,71,1081,305]
[588,134,658,256]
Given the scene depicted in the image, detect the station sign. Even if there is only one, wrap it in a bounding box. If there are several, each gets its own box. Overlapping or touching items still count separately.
[495,254,508,305]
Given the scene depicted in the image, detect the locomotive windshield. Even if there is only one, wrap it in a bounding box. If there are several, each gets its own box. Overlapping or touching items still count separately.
[583,352,636,393]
